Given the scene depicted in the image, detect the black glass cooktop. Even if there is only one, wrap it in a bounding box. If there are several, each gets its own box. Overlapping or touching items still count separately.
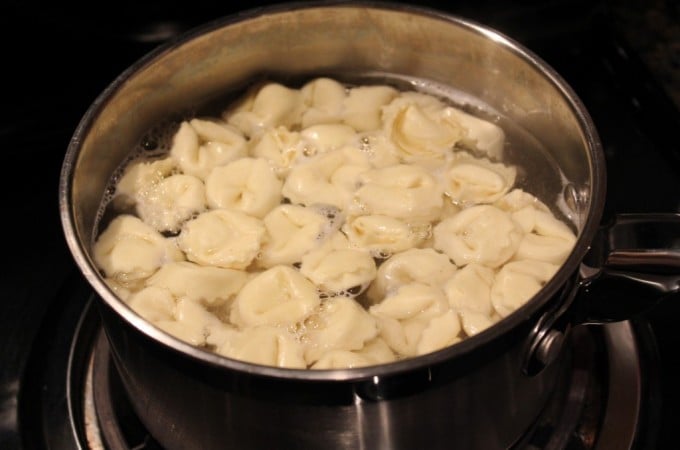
[2,1,679,449]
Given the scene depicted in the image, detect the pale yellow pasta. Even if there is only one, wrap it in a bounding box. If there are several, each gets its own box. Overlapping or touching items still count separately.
[443,263,495,315]
[144,261,248,307]
[127,286,176,322]
[225,82,305,137]
[433,204,523,268]
[491,260,559,318]
[443,152,516,205]
[370,283,448,321]
[249,126,303,176]
[442,106,506,159]
[382,91,465,161]
[93,214,185,285]
[352,132,401,168]
[370,284,453,358]
[205,157,282,218]
[355,337,398,365]
[95,77,578,369]
[257,204,333,268]
[114,157,177,201]
[170,119,247,180]
[300,77,347,128]
[342,84,398,131]
[217,325,307,369]
[302,296,378,365]
[352,164,444,221]
[310,350,373,369]
[366,248,457,303]
[135,173,207,233]
[495,188,551,213]
[230,265,320,328]
[103,278,133,302]
[372,314,427,356]
[177,209,265,270]
[511,206,577,264]
[299,123,357,156]
[416,310,462,356]
[299,232,377,295]
[282,147,370,210]
[342,214,426,258]
[458,309,496,337]
[155,297,224,347]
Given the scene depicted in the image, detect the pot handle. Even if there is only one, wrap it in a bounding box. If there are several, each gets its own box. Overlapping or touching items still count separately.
[574,213,680,324]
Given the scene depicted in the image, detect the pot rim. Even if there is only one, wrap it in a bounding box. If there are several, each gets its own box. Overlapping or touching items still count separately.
[59,0,606,381]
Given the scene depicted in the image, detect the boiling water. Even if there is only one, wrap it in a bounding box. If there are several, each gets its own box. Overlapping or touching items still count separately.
[95,72,577,242]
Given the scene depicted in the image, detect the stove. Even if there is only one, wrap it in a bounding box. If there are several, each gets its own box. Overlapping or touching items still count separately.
[2,1,679,449]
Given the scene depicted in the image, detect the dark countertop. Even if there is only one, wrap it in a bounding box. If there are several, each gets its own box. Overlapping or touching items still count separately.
[608,0,680,108]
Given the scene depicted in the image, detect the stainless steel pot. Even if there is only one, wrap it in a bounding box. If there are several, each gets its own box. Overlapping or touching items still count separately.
[59,2,680,449]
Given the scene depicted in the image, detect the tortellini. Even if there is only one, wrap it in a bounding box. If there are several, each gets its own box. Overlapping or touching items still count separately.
[433,205,523,268]
[302,296,378,365]
[205,157,282,218]
[282,146,370,210]
[217,325,307,369]
[257,204,335,268]
[443,152,516,205]
[299,232,377,296]
[93,77,578,370]
[170,119,248,180]
[145,261,248,307]
[230,265,320,328]
[93,214,184,287]
[177,209,265,270]
[352,164,444,221]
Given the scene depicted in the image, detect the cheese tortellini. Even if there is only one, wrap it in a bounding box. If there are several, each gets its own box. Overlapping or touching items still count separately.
[92,77,577,370]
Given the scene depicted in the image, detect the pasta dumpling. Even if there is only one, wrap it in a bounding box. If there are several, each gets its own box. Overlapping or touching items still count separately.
[258,204,335,268]
[300,232,377,296]
[225,82,305,137]
[367,248,457,303]
[442,106,506,159]
[114,157,177,202]
[491,260,559,318]
[177,209,265,270]
[302,296,378,365]
[135,173,206,233]
[94,76,578,369]
[249,126,303,176]
[282,147,370,210]
[443,152,516,206]
[511,206,577,264]
[370,283,453,356]
[382,91,465,161]
[170,119,247,180]
[342,214,427,258]
[300,77,347,127]
[443,263,495,315]
[342,84,398,132]
[352,164,443,221]
[205,157,282,218]
[433,205,523,268]
[155,297,225,347]
[127,285,176,322]
[93,214,185,286]
[217,325,307,369]
[145,261,248,307]
[230,265,320,327]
